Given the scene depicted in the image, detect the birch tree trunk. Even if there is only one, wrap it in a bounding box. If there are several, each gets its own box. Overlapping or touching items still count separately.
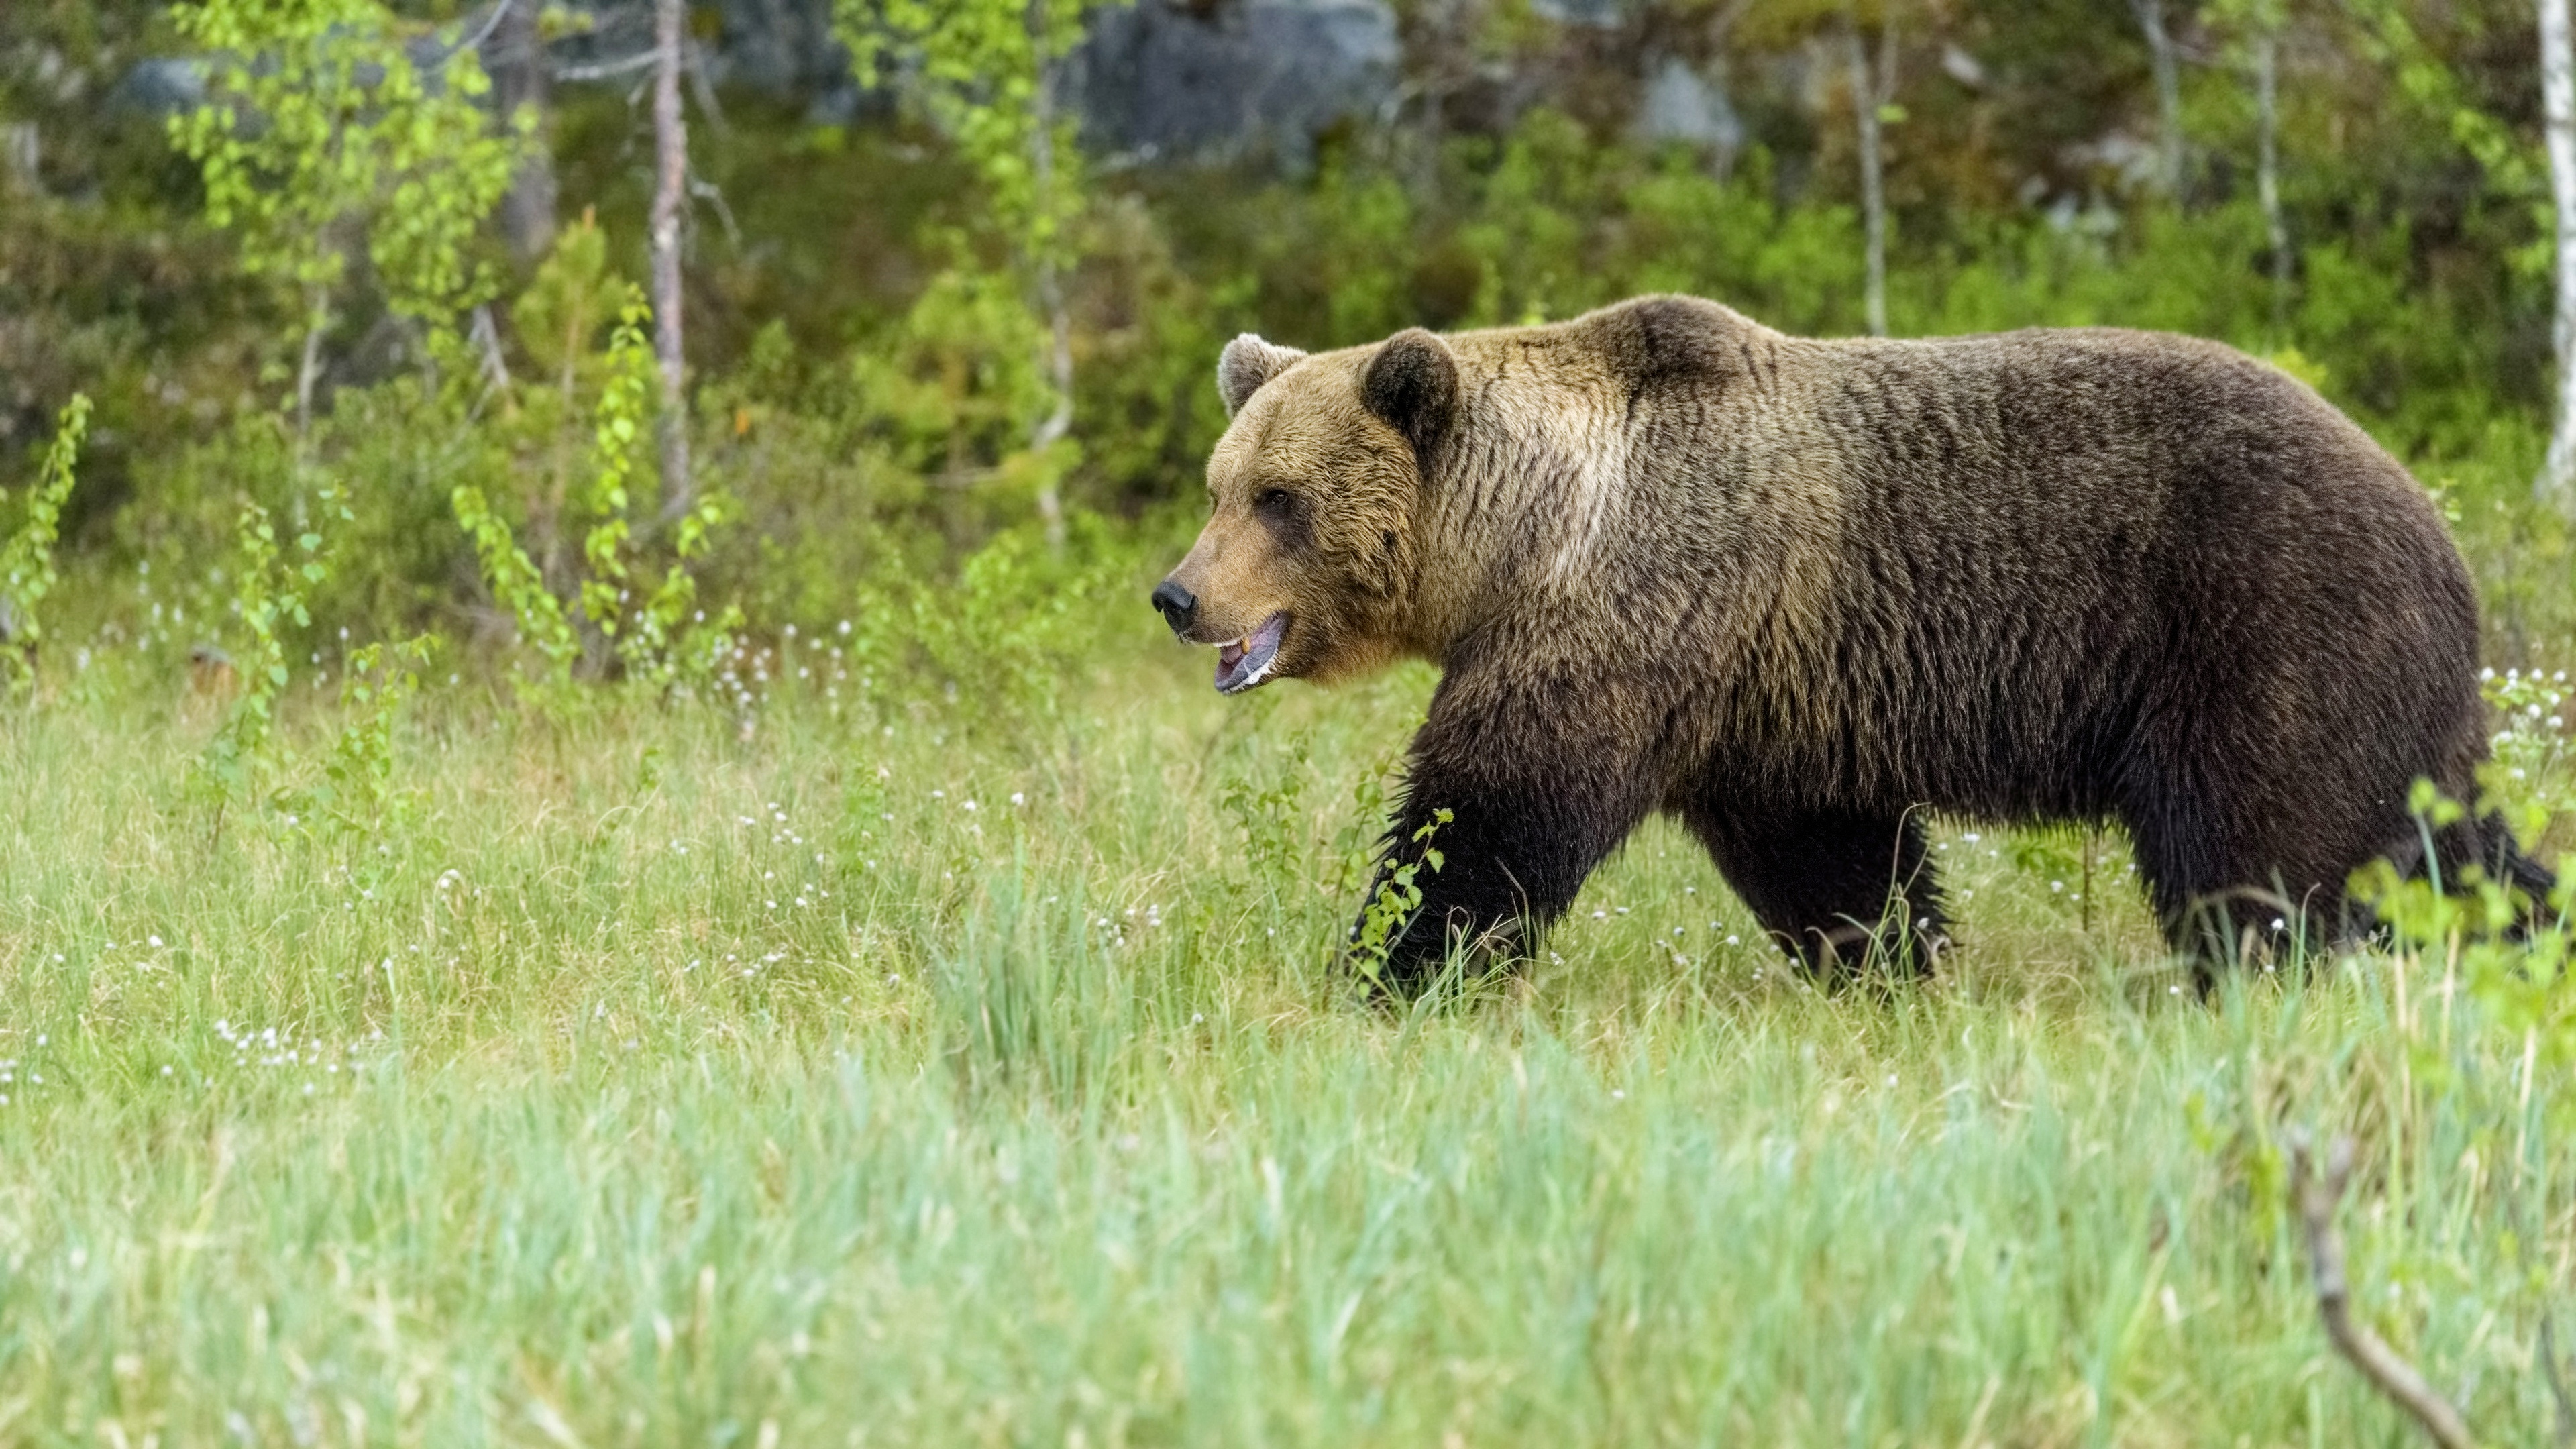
[1026,0,1071,550]
[2540,0,2576,513]
[2255,29,2289,335]
[650,0,694,521]
[295,281,329,442]
[1846,21,1888,338]
[2130,0,2186,197]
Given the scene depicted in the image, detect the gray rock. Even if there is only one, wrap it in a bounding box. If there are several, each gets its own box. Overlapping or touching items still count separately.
[650,0,1411,168]
[107,57,206,116]
[122,0,1412,174]
[1075,0,1399,166]
[1633,56,1741,155]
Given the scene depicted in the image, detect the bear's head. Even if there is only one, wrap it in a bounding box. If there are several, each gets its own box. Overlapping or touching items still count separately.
[1152,327,1458,694]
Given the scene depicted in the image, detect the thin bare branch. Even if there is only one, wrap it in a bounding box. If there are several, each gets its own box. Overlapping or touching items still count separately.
[684,40,731,138]
[443,0,517,64]
[555,51,659,83]
[686,174,741,249]
[2289,1132,2477,1449]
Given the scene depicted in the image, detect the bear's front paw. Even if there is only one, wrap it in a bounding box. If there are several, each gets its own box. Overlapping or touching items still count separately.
[1348,906,1525,1000]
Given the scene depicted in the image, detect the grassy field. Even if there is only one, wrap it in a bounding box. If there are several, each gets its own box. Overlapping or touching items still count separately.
[1,591,2571,1447]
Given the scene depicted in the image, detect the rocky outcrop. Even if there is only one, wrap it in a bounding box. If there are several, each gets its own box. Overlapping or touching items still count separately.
[1074,0,1399,166]
[113,0,1406,169]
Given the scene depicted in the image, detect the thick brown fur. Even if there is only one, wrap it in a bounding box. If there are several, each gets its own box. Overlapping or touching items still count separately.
[1159,296,2555,989]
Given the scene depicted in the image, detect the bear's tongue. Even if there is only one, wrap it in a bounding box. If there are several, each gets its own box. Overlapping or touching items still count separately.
[1214,612,1288,695]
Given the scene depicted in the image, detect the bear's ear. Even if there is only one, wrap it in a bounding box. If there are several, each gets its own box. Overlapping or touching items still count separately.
[1217,334,1307,416]
[1361,328,1458,468]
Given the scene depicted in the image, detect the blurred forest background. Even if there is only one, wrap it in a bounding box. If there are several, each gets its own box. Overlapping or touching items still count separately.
[4,0,2575,672]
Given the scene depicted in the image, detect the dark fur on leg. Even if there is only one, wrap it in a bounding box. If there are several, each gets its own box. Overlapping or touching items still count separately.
[1685,804,1949,983]
[1352,680,1658,996]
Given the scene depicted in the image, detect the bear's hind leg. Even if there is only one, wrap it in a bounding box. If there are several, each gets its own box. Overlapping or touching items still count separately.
[1686,806,1949,980]
[2121,783,2349,980]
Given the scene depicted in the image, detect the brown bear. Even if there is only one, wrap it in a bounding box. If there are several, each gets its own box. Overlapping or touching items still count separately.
[1149,294,2555,987]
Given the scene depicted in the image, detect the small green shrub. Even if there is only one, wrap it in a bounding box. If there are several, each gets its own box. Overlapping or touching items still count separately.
[168,0,523,394]
[0,394,91,696]
[1350,807,1450,991]
[191,495,336,828]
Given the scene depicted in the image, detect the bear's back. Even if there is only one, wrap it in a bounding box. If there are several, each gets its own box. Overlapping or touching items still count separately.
[1444,297,2477,818]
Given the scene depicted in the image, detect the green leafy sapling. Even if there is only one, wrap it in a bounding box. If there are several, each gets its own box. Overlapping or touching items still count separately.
[1221,733,1312,902]
[2347,777,2573,1214]
[833,0,1098,304]
[2344,0,2551,278]
[168,0,526,429]
[580,299,741,688]
[456,292,738,700]
[1350,808,1452,991]
[1330,743,1402,896]
[832,0,1130,539]
[302,634,435,839]
[576,300,656,642]
[193,494,341,832]
[623,490,742,691]
[453,480,580,702]
[1,394,91,696]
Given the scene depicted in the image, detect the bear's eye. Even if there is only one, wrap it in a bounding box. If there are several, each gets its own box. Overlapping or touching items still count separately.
[1254,488,1294,515]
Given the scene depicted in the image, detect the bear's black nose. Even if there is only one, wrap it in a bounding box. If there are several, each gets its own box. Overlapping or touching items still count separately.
[1150,580,1197,635]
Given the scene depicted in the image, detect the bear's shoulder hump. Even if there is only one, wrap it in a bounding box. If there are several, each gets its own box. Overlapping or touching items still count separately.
[1579,294,1750,389]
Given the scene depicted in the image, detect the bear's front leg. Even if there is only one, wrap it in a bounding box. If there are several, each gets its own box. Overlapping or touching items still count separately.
[1351,679,1658,994]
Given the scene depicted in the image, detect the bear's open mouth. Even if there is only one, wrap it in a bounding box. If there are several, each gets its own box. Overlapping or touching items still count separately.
[1214,612,1289,695]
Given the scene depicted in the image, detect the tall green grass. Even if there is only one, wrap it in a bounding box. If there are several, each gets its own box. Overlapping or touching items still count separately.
[0,614,2568,1446]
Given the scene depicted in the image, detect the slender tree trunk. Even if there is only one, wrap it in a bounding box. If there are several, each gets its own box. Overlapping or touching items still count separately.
[2255,29,2290,337]
[1846,21,1888,338]
[2131,0,2186,198]
[1026,3,1071,549]
[0,121,36,194]
[295,282,329,441]
[650,0,693,521]
[490,0,557,265]
[1030,249,1073,550]
[2541,0,2576,513]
